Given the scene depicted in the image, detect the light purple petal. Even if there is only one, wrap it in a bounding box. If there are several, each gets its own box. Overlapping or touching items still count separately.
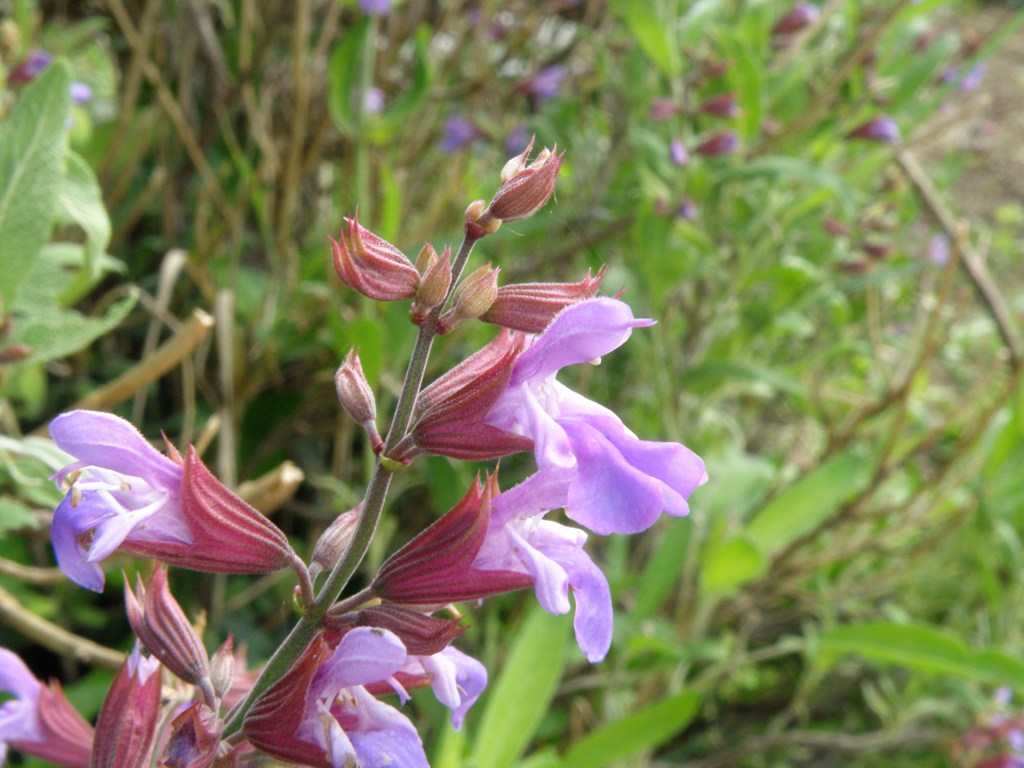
[488,384,575,471]
[510,298,654,385]
[561,420,667,534]
[49,411,181,488]
[507,525,572,614]
[488,468,572,527]
[313,628,407,695]
[350,729,429,768]
[0,649,42,745]
[558,549,613,663]
[51,496,113,591]
[418,647,487,730]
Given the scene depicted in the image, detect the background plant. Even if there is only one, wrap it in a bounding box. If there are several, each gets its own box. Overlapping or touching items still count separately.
[2,1,1024,766]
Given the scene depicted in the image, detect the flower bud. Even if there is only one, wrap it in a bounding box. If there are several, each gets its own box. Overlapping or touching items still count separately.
[695,130,739,157]
[209,636,236,701]
[371,473,531,605]
[480,267,605,334]
[700,93,740,118]
[411,243,453,324]
[125,566,211,691]
[91,644,162,768]
[439,264,499,333]
[483,137,565,224]
[772,2,821,36]
[465,199,502,240]
[848,116,900,144]
[330,211,419,301]
[649,97,679,121]
[335,349,382,451]
[309,504,361,579]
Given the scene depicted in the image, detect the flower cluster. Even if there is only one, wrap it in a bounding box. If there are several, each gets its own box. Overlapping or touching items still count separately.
[1,139,704,767]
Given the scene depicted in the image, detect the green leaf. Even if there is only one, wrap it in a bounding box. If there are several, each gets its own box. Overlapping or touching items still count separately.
[0,60,71,305]
[11,290,137,365]
[608,1,679,77]
[327,20,370,136]
[56,151,111,276]
[558,690,700,768]
[701,534,767,595]
[745,451,873,555]
[472,606,570,768]
[0,497,40,531]
[818,622,1024,688]
[717,157,857,217]
[634,517,693,619]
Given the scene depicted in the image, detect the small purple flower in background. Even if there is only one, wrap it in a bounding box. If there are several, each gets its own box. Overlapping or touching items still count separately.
[695,130,739,157]
[358,0,391,16]
[69,82,93,105]
[848,116,901,144]
[484,297,707,536]
[676,197,697,220]
[670,138,690,166]
[958,63,986,93]
[700,93,740,118]
[7,50,53,84]
[362,86,386,115]
[439,116,483,152]
[505,122,531,156]
[771,2,821,36]
[926,233,951,266]
[522,65,567,105]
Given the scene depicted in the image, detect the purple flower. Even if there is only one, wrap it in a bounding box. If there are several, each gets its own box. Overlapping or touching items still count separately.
[676,198,697,220]
[399,647,487,729]
[474,476,613,662]
[695,130,739,156]
[70,82,93,105]
[50,410,294,591]
[0,648,94,767]
[359,0,390,15]
[669,138,690,167]
[649,98,679,121]
[8,50,53,84]
[926,233,950,266]
[247,629,428,767]
[848,116,901,144]
[957,63,986,93]
[363,86,385,115]
[523,65,567,104]
[439,116,482,153]
[484,298,707,537]
[505,122,531,156]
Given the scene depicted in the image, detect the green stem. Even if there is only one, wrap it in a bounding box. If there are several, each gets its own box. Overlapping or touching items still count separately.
[222,233,480,737]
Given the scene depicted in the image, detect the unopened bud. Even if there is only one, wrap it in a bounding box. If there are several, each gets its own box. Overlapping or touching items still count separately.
[335,350,381,451]
[125,566,211,689]
[695,130,739,157]
[700,93,740,118]
[484,138,564,223]
[309,505,362,579]
[91,644,162,768]
[848,116,900,144]
[330,210,420,301]
[465,199,501,240]
[210,636,236,700]
[439,264,499,333]
[412,244,453,324]
[0,343,32,363]
[772,2,821,36]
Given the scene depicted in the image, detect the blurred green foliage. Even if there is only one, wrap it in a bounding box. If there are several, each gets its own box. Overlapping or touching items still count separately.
[3,0,1024,766]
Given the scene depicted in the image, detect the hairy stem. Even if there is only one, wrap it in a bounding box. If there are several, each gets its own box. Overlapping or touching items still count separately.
[222,232,480,736]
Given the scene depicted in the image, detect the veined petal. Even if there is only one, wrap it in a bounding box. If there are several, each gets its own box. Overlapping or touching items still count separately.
[345,688,428,768]
[510,298,653,384]
[51,496,112,592]
[49,411,182,489]
[561,420,666,535]
[313,628,407,695]
[558,549,613,663]
[417,647,487,730]
[506,525,572,614]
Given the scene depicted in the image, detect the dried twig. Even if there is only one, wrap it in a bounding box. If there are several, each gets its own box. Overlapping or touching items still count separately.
[0,585,125,671]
